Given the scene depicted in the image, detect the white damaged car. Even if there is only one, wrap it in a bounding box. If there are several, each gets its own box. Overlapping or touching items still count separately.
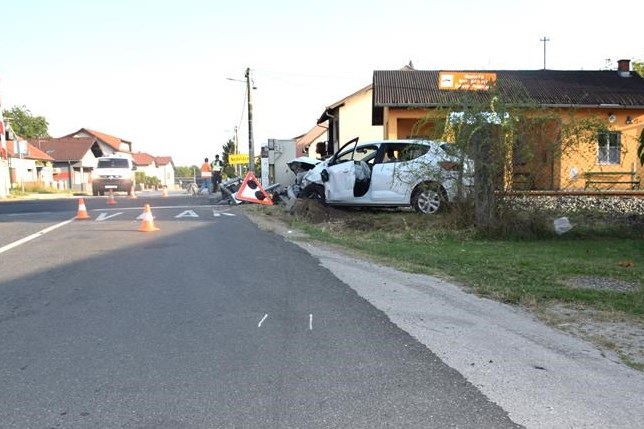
[299,138,473,214]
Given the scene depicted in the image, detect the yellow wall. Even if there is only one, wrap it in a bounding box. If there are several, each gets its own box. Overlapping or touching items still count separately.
[558,109,643,190]
[383,107,643,190]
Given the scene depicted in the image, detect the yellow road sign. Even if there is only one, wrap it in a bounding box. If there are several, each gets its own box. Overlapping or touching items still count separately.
[228,154,250,165]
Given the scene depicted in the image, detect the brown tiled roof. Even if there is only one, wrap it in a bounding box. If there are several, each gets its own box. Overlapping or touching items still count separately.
[154,156,173,166]
[6,139,55,161]
[62,128,131,152]
[296,123,328,145]
[132,152,155,166]
[30,137,96,162]
[295,122,328,156]
[372,69,644,124]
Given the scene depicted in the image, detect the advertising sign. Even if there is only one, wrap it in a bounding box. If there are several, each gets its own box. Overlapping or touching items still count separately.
[228,153,250,165]
[439,72,497,91]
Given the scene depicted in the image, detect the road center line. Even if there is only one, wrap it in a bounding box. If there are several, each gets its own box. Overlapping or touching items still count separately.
[0,217,75,255]
[258,314,268,327]
[309,314,313,330]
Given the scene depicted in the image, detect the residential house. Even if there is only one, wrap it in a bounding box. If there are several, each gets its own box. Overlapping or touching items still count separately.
[294,122,328,158]
[132,152,176,189]
[371,60,644,191]
[132,152,157,178]
[30,137,101,192]
[316,82,386,158]
[5,137,55,189]
[154,156,175,189]
[313,64,415,158]
[62,128,133,155]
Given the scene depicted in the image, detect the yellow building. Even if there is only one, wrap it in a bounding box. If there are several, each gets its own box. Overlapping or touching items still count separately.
[372,60,643,191]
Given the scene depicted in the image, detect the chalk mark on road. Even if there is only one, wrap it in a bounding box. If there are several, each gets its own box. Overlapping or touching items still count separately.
[258,314,268,327]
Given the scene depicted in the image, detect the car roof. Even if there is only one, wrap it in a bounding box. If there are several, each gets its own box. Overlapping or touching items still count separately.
[358,139,440,146]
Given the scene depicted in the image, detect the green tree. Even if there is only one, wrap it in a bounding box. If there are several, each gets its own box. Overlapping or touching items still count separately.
[413,87,609,231]
[2,105,49,138]
[632,60,643,77]
[175,165,198,178]
[221,138,237,178]
[638,129,644,166]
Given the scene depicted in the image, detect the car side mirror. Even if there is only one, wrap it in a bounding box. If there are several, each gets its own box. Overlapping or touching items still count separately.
[321,169,329,182]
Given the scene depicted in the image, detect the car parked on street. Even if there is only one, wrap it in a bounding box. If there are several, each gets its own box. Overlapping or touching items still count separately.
[91,154,137,196]
[298,138,473,214]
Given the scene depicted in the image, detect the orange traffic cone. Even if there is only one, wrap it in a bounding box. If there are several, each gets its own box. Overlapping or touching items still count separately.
[75,198,91,220]
[106,189,117,205]
[138,204,159,232]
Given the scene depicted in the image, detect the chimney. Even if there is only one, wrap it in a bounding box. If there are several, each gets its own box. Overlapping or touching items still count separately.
[617,59,631,77]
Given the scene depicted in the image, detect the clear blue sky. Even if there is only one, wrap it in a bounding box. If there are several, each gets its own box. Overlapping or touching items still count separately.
[1,0,642,166]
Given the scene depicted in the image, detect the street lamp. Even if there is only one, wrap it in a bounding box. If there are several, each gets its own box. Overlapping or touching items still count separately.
[226,67,256,173]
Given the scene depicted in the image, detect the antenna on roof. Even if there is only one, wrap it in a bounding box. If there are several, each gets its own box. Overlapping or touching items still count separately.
[540,36,550,70]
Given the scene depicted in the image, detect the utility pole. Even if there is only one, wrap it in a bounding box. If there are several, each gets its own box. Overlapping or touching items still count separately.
[540,36,550,70]
[245,67,254,173]
[234,125,240,177]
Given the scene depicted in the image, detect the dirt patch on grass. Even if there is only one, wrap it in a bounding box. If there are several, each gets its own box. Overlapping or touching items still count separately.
[540,303,644,369]
[289,199,352,224]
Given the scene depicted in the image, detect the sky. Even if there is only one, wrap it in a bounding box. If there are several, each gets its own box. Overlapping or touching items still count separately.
[1,0,643,166]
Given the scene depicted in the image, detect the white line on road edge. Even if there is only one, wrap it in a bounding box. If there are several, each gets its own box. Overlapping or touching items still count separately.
[309,314,313,330]
[258,314,268,327]
[0,218,75,255]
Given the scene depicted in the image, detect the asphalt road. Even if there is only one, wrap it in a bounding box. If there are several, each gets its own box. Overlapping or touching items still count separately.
[0,196,519,428]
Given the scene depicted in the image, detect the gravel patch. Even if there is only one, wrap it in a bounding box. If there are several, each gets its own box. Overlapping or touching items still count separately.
[566,276,640,292]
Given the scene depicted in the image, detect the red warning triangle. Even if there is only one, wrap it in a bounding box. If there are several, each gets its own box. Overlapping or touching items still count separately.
[235,171,274,205]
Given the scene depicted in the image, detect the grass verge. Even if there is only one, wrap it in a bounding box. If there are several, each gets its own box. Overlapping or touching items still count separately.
[251,202,644,369]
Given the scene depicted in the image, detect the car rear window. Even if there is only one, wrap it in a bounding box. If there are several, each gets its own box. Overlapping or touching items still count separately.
[98,159,130,168]
[398,144,429,161]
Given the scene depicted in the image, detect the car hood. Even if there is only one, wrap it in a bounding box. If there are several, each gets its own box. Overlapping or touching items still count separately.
[287,156,321,173]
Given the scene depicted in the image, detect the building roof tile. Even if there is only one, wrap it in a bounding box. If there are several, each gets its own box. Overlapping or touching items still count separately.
[29,137,96,162]
[372,69,644,124]
[6,139,55,161]
[132,152,155,166]
[154,156,173,166]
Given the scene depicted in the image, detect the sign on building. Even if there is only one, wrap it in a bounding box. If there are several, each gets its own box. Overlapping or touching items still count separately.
[439,72,497,91]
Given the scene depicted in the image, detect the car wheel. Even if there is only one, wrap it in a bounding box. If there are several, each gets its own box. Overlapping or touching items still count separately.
[412,183,445,214]
[300,184,326,204]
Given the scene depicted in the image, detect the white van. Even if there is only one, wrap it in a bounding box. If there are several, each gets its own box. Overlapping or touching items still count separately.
[91,155,137,196]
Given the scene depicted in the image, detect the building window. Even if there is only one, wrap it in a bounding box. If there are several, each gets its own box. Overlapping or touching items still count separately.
[597,132,620,164]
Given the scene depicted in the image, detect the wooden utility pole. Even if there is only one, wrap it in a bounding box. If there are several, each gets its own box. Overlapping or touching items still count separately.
[540,36,550,70]
[245,67,255,173]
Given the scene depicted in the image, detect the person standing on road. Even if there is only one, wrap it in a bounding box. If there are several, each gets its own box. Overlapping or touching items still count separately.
[200,157,212,194]
[211,154,223,193]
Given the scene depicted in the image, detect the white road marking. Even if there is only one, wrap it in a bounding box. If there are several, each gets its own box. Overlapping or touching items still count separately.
[0,218,75,255]
[309,314,313,330]
[258,314,268,327]
[213,210,236,217]
[175,210,199,218]
[96,212,124,221]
